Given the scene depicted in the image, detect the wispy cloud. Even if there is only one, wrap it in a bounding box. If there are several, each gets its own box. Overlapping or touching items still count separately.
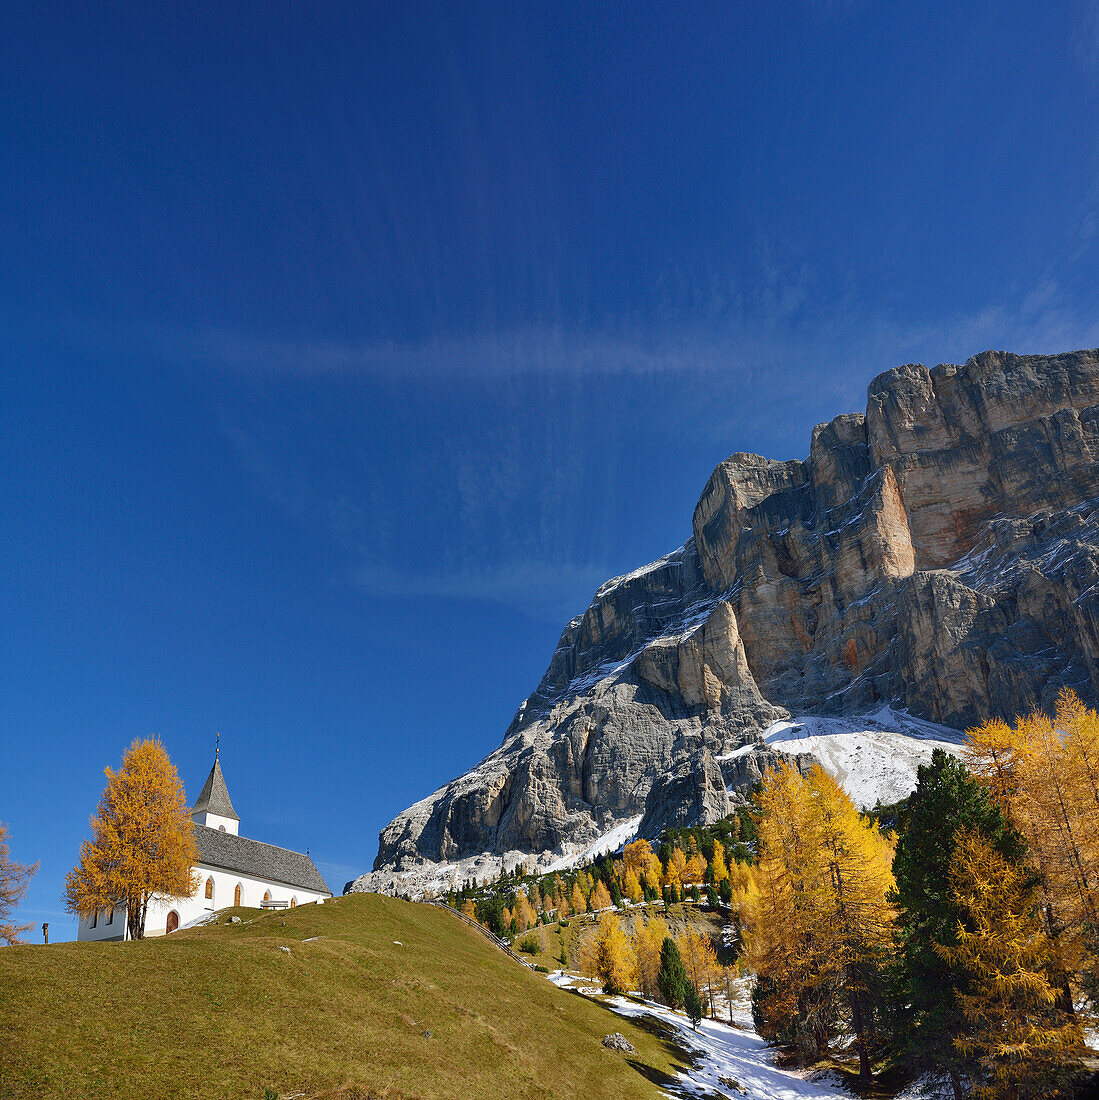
[200,271,1099,626]
[354,559,613,623]
[181,324,778,382]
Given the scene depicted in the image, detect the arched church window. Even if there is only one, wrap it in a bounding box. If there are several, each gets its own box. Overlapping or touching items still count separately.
[205,877,214,901]
[234,882,242,907]
[219,825,226,832]
[290,897,297,908]
[166,910,179,933]
[107,907,113,925]
[91,911,97,929]
[263,890,271,905]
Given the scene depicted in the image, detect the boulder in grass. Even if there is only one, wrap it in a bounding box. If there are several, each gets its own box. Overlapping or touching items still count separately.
[601,1033,635,1052]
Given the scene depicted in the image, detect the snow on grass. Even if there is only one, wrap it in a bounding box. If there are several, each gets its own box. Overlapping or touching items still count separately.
[761,707,966,809]
[180,911,220,930]
[548,970,853,1099]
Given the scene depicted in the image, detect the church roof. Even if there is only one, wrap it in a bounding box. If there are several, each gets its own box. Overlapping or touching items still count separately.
[190,755,239,822]
[193,825,331,895]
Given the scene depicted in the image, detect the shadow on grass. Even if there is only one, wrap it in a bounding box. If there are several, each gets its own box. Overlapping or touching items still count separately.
[565,987,705,1097]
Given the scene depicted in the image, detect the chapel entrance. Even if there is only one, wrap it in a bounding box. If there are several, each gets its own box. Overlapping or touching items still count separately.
[165,910,180,934]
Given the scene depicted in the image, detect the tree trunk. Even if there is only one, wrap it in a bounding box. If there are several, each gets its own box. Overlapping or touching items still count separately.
[127,900,141,941]
[949,1068,964,1100]
[849,987,872,1081]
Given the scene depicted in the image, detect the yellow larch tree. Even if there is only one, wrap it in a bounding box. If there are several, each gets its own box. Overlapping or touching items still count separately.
[967,690,1099,1014]
[625,838,662,896]
[555,888,570,919]
[460,898,477,920]
[743,761,896,1077]
[622,867,643,903]
[677,927,720,1017]
[806,766,897,1081]
[624,838,660,880]
[634,914,671,1000]
[0,823,38,946]
[710,838,729,884]
[965,716,1025,806]
[64,738,199,940]
[569,882,588,915]
[665,848,687,889]
[513,890,537,932]
[743,761,838,1061]
[592,913,638,995]
[941,829,1083,1100]
[591,880,613,912]
[685,852,707,886]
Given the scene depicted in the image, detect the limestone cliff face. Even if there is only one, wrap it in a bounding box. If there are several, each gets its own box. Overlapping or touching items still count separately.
[353,349,1099,894]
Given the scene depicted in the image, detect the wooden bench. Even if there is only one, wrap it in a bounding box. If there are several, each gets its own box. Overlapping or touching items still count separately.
[261,899,289,909]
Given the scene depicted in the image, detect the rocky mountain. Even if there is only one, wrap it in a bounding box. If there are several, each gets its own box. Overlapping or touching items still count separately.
[350,349,1099,897]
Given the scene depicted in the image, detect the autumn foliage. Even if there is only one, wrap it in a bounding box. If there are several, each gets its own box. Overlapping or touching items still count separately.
[0,822,38,946]
[64,738,200,939]
[966,690,1099,1018]
[941,830,1083,1100]
[442,694,1099,1088]
[742,762,895,1079]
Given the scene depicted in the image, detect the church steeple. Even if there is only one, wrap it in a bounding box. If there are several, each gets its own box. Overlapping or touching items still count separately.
[191,739,240,834]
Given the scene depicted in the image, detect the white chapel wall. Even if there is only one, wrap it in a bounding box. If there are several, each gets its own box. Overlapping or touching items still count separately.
[76,862,329,941]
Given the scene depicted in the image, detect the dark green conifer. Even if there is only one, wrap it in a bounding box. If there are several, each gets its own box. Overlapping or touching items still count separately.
[891,748,1026,1100]
[657,936,690,1009]
[685,984,703,1030]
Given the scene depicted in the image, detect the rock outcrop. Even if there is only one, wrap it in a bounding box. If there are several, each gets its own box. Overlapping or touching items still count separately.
[351,349,1099,896]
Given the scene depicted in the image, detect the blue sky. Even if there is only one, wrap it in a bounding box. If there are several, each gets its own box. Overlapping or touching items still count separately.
[3,2,1099,940]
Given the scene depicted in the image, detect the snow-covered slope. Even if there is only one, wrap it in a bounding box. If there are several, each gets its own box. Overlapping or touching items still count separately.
[545,814,643,873]
[552,970,854,1099]
[759,707,965,808]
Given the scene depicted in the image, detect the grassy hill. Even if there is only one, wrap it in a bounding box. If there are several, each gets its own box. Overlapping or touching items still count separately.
[0,894,688,1100]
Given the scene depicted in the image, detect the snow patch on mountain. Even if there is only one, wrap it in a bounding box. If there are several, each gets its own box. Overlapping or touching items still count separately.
[758,707,966,808]
[545,814,643,872]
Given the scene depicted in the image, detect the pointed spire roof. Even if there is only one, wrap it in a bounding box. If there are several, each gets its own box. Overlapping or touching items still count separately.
[191,749,239,822]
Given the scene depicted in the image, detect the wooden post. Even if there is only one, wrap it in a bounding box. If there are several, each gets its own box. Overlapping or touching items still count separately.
[42,922,48,945]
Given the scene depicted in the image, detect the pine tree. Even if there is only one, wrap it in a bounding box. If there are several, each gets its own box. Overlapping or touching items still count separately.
[64,738,199,939]
[0,823,38,946]
[941,830,1083,1100]
[892,748,1026,1097]
[657,936,691,1009]
[685,984,704,1030]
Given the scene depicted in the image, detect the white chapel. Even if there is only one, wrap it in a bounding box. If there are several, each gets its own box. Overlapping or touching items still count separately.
[77,750,331,941]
